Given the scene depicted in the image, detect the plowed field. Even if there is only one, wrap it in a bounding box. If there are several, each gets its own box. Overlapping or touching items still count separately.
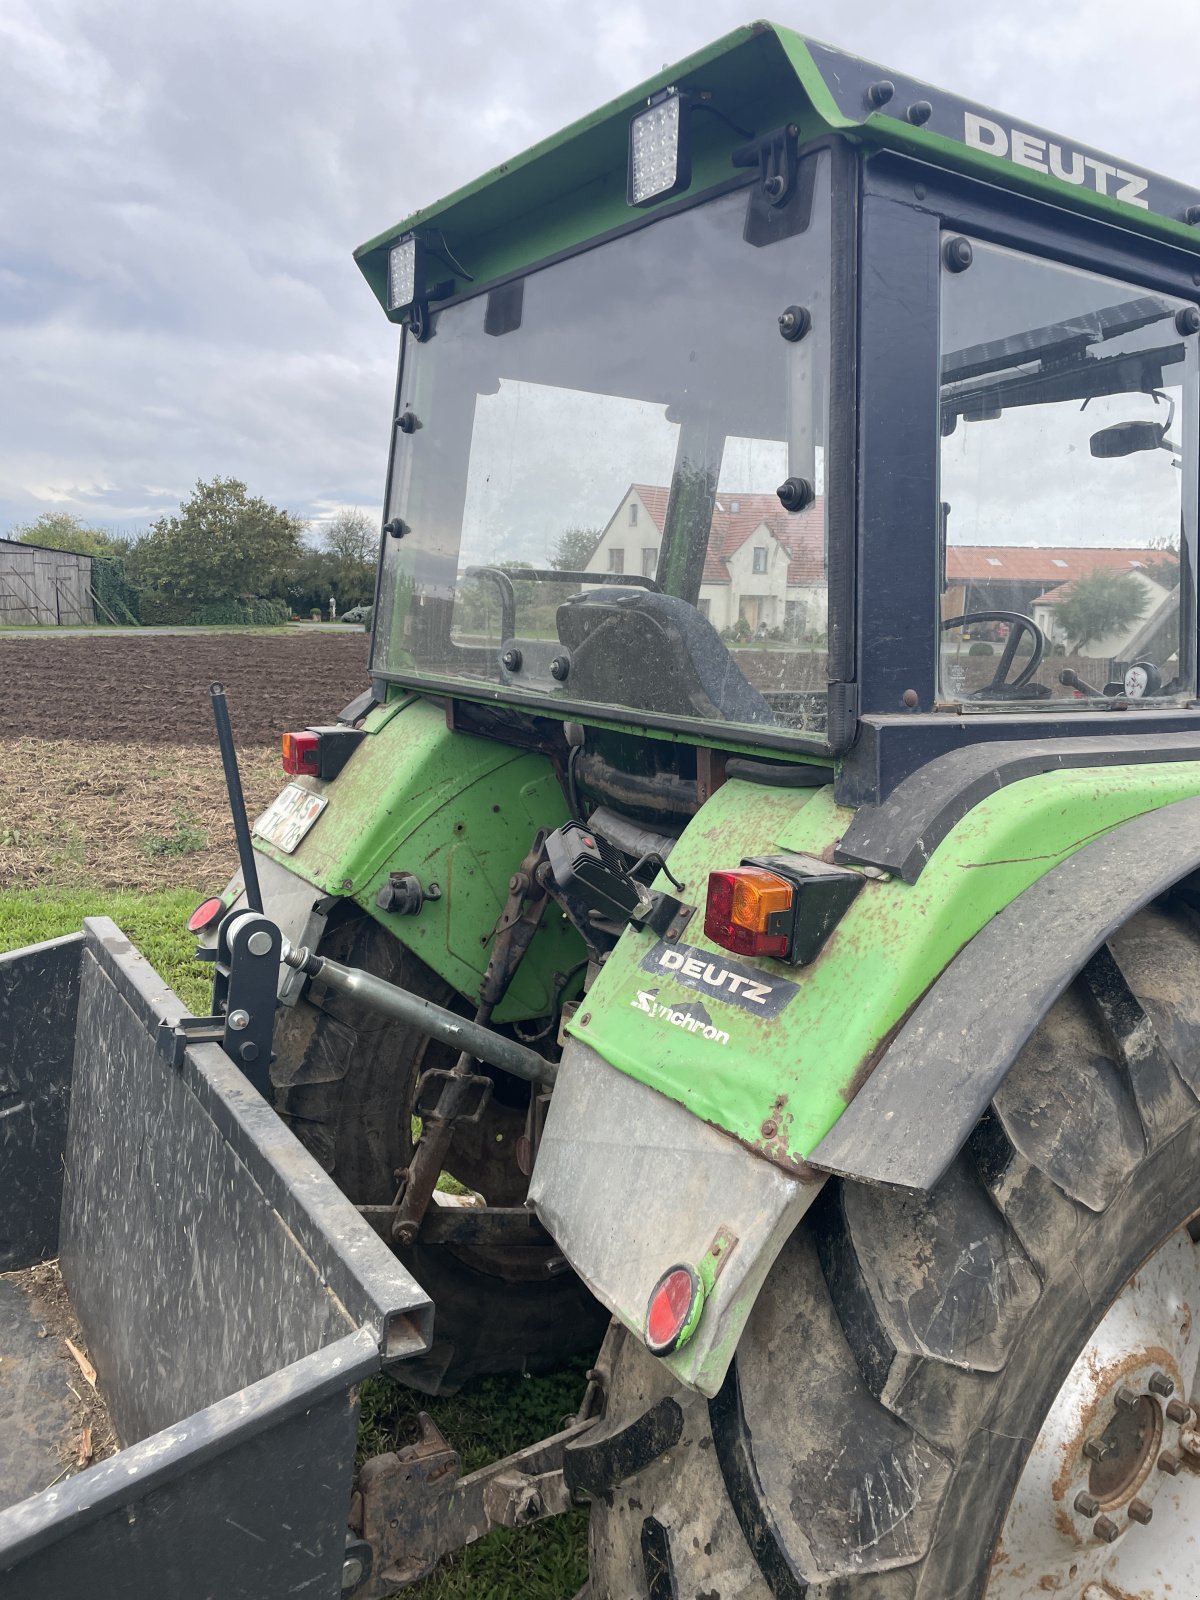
[1,629,371,893]
[1,629,369,744]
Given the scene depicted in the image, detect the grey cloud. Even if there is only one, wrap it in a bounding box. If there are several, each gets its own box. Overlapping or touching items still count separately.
[2,0,1199,534]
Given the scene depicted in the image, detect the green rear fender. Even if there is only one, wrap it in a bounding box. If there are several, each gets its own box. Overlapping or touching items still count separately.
[253,698,584,1023]
[568,759,1200,1168]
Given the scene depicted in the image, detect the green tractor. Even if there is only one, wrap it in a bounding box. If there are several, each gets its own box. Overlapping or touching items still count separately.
[152,20,1200,1597]
[240,18,1200,1593]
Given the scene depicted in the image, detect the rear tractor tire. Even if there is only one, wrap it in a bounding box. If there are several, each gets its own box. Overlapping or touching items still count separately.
[271,908,605,1394]
[588,900,1200,1599]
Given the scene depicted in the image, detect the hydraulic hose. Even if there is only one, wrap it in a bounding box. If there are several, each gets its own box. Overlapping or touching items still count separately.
[280,941,558,1089]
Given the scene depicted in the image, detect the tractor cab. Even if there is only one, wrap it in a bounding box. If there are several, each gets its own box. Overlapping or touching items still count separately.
[357,25,1200,807]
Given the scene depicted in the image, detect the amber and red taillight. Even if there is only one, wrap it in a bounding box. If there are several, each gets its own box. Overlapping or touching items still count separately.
[279,725,364,780]
[703,855,867,966]
[704,866,796,959]
[281,731,322,777]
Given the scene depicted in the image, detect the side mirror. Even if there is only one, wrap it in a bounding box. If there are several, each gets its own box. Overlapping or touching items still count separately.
[1090,419,1167,458]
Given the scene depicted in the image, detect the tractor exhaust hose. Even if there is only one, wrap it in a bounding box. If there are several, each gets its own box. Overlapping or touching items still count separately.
[281,942,558,1089]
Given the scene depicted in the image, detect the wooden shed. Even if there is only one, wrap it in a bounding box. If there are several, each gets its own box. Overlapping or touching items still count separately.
[0,539,95,626]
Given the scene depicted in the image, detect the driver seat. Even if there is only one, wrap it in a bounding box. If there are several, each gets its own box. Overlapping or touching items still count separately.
[556,589,776,725]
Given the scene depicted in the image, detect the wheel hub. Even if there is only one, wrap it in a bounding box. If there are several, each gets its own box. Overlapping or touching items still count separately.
[1085,1390,1161,1508]
[988,1226,1200,1597]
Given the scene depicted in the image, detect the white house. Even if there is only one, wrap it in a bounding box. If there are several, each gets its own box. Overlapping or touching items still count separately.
[586,485,826,636]
[1030,566,1176,661]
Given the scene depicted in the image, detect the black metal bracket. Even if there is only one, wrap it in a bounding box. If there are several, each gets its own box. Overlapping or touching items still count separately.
[631,891,695,943]
[160,910,280,1096]
[732,122,800,206]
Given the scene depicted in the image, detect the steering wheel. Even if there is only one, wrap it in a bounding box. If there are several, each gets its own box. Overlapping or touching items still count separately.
[941,611,1047,695]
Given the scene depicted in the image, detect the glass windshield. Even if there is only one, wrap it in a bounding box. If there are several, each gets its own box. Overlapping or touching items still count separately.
[373,156,833,742]
[938,236,1198,706]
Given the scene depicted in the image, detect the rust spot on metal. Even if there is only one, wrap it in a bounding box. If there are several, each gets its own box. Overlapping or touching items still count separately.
[701,1106,824,1183]
[1052,1505,1081,1547]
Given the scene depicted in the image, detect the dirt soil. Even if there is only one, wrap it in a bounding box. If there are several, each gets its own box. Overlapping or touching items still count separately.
[0,630,372,892]
[3,1260,119,1474]
[1,738,286,891]
[0,629,369,744]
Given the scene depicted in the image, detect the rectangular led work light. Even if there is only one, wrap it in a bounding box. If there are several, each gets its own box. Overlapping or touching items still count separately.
[628,87,691,207]
[387,235,423,313]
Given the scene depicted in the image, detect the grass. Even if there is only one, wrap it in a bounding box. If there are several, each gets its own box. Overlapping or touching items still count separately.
[357,1362,591,1598]
[0,881,590,1596]
[141,802,208,860]
[0,884,213,1010]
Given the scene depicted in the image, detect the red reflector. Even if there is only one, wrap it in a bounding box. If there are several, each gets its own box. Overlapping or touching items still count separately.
[644,1264,704,1356]
[187,896,225,934]
[282,730,321,776]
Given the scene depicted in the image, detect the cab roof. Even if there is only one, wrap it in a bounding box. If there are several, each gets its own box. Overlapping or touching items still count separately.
[355,22,1200,320]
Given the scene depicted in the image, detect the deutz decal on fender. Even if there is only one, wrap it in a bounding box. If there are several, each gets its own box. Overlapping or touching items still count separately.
[638,940,799,1019]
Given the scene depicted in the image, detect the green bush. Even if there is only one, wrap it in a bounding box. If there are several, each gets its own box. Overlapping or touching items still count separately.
[188,597,291,626]
[968,641,994,657]
[137,594,291,626]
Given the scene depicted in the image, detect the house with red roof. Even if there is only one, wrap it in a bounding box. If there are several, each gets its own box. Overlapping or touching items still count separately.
[943,546,1176,619]
[587,485,827,636]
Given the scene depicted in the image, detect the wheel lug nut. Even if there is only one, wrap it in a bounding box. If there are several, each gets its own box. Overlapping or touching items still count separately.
[1159,1449,1183,1475]
[1180,1426,1200,1457]
[1093,1514,1121,1543]
[1115,1386,1140,1411]
[1166,1399,1193,1424]
[1074,1490,1100,1517]
[1128,1497,1153,1524]
[1149,1370,1175,1397]
[1085,1436,1113,1462]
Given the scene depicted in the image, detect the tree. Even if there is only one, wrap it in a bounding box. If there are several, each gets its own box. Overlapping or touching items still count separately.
[9,511,125,557]
[1055,568,1149,651]
[323,507,376,567]
[128,478,304,615]
[549,526,602,572]
[316,508,377,610]
[1143,536,1181,593]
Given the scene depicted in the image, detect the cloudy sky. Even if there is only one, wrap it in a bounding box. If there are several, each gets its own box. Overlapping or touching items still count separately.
[3,0,1199,541]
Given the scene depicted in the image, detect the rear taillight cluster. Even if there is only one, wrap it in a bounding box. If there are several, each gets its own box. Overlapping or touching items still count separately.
[704,867,795,958]
[281,731,321,776]
[279,726,364,780]
[703,857,866,967]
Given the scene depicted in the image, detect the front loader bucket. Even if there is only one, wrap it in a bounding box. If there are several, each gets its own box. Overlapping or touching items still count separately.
[0,918,433,1600]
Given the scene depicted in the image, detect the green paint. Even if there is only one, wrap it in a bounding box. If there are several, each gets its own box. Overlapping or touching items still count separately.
[254,698,584,1021]
[567,763,1200,1166]
[356,24,1200,320]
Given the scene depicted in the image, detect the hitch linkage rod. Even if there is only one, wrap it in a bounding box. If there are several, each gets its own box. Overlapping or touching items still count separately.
[281,942,558,1090]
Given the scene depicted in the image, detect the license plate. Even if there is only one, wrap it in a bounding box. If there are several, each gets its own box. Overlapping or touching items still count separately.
[253,784,328,854]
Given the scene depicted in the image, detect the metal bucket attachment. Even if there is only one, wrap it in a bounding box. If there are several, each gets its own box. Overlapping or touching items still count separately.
[0,919,433,1600]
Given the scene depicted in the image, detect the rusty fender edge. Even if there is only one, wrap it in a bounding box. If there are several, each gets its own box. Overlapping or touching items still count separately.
[810,794,1200,1191]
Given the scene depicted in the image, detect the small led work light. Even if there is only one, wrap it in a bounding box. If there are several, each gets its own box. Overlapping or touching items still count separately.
[628,87,691,207]
[387,235,423,313]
